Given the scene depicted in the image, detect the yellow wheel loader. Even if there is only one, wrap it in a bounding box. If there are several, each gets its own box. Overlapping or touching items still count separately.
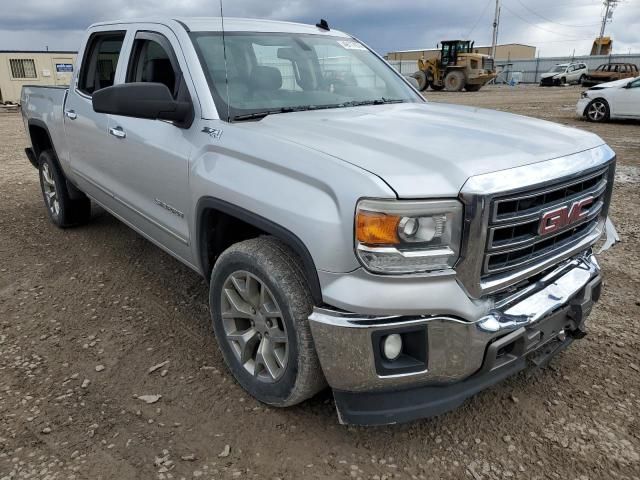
[412,40,497,92]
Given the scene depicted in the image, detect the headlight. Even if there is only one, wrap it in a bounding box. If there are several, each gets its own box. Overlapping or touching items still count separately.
[355,199,463,274]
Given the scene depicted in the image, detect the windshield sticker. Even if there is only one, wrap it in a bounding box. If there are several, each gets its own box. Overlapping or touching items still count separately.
[337,40,367,51]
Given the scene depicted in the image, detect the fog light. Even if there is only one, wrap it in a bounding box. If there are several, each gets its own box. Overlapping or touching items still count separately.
[383,334,403,360]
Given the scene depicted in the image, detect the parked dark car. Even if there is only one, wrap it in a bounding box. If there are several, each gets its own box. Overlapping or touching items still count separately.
[582,63,639,87]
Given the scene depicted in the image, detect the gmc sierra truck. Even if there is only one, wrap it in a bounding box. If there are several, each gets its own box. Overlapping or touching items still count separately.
[21,17,618,425]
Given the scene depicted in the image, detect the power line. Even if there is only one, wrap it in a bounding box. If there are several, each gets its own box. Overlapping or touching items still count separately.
[513,0,602,28]
[464,0,494,39]
[501,4,594,40]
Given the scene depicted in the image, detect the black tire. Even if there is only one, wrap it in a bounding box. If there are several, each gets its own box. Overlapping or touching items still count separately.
[560,77,566,85]
[411,71,428,91]
[444,70,465,91]
[579,74,586,85]
[210,237,326,407]
[430,83,445,91]
[585,98,610,123]
[465,84,482,92]
[38,150,91,228]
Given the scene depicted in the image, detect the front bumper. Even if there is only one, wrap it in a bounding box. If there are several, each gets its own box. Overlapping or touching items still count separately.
[309,252,603,425]
[576,98,590,117]
[540,76,561,86]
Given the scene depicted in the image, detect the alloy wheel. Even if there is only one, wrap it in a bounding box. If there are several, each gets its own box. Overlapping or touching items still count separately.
[587,101,607,121]
[220,271,288,383]
[41,163,60,217]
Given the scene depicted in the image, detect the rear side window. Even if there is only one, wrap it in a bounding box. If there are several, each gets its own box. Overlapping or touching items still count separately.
[78,31,126,95]
[126,36,178,97]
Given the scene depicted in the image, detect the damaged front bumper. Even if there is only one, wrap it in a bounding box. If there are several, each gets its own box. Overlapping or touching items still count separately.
[309,248,610,425]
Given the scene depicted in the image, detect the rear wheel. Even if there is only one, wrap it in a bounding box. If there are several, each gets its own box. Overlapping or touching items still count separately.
[465,84,482,92]
[38,150,91,228]
[444,70,465,91]
[585,98,610,123]
[210,237,326,407]
[579,74,586,85]
[411,71,428,91]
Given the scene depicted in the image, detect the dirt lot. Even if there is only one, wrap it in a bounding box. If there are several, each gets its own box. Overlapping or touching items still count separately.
[1,84,639,480]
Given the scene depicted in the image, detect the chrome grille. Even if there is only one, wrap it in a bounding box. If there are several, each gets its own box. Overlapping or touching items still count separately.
[483,169,608,277]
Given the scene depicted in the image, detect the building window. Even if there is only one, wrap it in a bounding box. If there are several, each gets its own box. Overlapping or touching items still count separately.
[10,59,37,79]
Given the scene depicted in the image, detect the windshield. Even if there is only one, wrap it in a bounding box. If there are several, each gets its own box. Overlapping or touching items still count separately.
[550,65,567,73]
[191,32,421,121]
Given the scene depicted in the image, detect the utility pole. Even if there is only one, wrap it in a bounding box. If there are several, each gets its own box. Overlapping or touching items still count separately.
[491,0,501,59]
[597,0,619,55]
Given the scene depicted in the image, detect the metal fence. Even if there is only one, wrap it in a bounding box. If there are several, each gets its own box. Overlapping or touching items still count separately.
[387,53,640,84]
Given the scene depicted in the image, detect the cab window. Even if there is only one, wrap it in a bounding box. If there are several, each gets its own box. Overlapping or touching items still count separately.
[126,35,179,97]
[78,31,126,95]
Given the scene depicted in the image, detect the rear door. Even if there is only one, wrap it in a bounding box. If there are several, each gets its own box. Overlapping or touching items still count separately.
[64,29,130,200]
[103,26,195,261]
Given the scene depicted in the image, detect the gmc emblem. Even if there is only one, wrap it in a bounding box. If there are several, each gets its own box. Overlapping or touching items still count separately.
[538,197,594,236]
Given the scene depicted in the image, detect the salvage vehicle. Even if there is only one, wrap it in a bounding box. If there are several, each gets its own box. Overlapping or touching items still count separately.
[582,63,639,87]
[21,17,618,425]
[412,40,496,92]
[578,76,640,122]
[539,63,588,86]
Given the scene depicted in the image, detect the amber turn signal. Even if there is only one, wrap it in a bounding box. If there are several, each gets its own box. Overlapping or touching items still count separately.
[356,211,401,245]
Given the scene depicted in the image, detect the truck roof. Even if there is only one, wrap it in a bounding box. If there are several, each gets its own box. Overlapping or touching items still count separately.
[90,17,351,37]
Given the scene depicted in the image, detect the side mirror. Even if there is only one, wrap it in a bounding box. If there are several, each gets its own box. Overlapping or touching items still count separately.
[92,83,192,126]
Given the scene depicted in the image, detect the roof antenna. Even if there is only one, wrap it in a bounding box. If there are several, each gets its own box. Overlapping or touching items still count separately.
[316,19,330,31]
[219,0,230,122]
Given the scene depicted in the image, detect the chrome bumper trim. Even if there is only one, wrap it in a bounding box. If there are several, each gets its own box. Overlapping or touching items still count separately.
[309,253,601,392]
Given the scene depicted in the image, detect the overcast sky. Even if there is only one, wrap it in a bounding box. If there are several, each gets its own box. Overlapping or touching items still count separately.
[1,0,639,57]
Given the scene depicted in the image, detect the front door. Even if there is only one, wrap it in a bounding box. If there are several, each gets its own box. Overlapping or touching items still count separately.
[613,78,640,117]
[103,28,194,262]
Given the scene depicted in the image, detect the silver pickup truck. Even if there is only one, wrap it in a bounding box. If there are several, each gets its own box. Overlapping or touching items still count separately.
[21,17,617,425]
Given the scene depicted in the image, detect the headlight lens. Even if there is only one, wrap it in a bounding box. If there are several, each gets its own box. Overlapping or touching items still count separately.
[355,199,463,274]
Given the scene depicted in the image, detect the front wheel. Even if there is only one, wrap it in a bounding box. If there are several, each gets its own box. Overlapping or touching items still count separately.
[585,98,610,123]
[411,71,428,91]
[210,237,326,407]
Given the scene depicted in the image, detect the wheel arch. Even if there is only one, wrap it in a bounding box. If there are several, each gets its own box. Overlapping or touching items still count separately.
[27,119,85,200]
[196,196,323,305]
[27,119,55,159]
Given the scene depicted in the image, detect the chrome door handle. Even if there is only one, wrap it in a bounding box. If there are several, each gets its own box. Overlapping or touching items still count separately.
[109,126,126,139]
[64,110,77,120]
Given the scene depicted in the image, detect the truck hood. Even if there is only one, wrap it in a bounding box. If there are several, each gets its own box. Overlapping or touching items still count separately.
[248,102,605,198]
[588,77,637,89]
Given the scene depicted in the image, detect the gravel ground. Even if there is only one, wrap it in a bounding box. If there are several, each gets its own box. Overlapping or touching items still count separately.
[1,84,639,480]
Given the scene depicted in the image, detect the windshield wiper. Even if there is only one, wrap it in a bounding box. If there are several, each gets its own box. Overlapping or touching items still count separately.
[344,98,407,107]
[232,98,406,121]
[233,105,323,122]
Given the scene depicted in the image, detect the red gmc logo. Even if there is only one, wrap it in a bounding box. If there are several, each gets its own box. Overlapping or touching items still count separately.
[538,197,594,236]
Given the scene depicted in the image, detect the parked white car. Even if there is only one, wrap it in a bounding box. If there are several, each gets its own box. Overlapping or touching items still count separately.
[540,63,588,86]
[577,76,640,122]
